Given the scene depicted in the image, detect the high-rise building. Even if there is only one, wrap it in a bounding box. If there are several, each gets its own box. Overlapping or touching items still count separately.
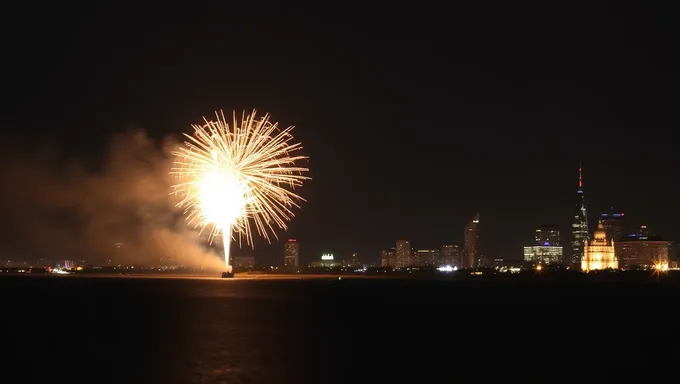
[600,208,626,242]
[440,244,461,267]
[283,239,300,269]
[535,225,560,246]
[530,225,563,265]
[571,163,589,267]
[463,213,481,268]
[381,248,396,268]
[395,240,411,268]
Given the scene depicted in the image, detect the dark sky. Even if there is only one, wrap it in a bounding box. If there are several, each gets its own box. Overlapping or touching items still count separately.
[3,3,679,265]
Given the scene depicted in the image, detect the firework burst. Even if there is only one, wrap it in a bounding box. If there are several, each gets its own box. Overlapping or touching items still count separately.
[170,110,309,271]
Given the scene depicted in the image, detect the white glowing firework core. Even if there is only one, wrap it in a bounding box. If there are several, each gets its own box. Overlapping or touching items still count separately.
[197,165,247,231]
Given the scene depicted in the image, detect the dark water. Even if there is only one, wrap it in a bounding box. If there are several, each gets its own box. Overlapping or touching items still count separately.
[2,276,677,383]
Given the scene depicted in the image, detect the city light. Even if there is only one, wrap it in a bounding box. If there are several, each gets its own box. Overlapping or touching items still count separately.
[653,261,668,272]
[437,265,457,272]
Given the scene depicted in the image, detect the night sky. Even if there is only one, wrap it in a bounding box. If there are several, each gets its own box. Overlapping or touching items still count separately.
[3,4,679,265]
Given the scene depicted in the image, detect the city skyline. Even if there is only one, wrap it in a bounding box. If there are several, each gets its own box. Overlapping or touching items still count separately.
[261,162,675,266]
[1,160,676,267]
[2,6,678,267]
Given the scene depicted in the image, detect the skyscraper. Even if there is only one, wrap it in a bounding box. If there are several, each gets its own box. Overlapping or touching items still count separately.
[395,240,411,268]
[283,239,300,269]
[600,207,625,242]
[571,163,589,267]
[535,225,560,246]
[463,213,480,268]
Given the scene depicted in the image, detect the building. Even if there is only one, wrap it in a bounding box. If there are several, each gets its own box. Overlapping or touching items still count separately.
[410,250,420,266]
[600,208,626,241]
[381,248,396,268]
[440,245,461,267]
[528,225,563,264]
[310,253,341,268]
[571,163,590,267]
[463,213,480,268]
[615,225,670,269]
[395,240,411,268]
[415,249,439,266]
[523,246,563,264]
[346,252,360,267]
[581,220,618,272]
[283,239,300,269]
[535,225,560,246]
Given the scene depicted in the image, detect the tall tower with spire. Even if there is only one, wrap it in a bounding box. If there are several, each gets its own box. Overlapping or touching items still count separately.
[571,163,590,267]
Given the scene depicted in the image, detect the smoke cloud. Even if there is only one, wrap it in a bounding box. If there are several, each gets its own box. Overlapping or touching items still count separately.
[0,129,224,270]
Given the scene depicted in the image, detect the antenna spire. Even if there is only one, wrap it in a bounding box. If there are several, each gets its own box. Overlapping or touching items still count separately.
[578,161,583,188]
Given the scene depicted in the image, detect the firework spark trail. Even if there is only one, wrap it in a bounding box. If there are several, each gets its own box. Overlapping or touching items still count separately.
[170,110,310,270]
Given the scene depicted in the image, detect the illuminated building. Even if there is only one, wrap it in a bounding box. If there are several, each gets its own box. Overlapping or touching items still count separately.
[615,225,669,269]
[523,246,563,264]
[310,253,341,268]
[529,225,563,264]
[283,239,299,269]
[381,248,396,268]
[440,244,461,267]
[395,240,411,268]
[463,213,480,268]
[535,225,560,246]
[415,249,439,266]
[600,208,626,241]
[571,163,590,267]
[581,220,618,272]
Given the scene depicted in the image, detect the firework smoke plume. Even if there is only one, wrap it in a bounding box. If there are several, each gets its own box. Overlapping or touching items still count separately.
[0,129,224,270]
